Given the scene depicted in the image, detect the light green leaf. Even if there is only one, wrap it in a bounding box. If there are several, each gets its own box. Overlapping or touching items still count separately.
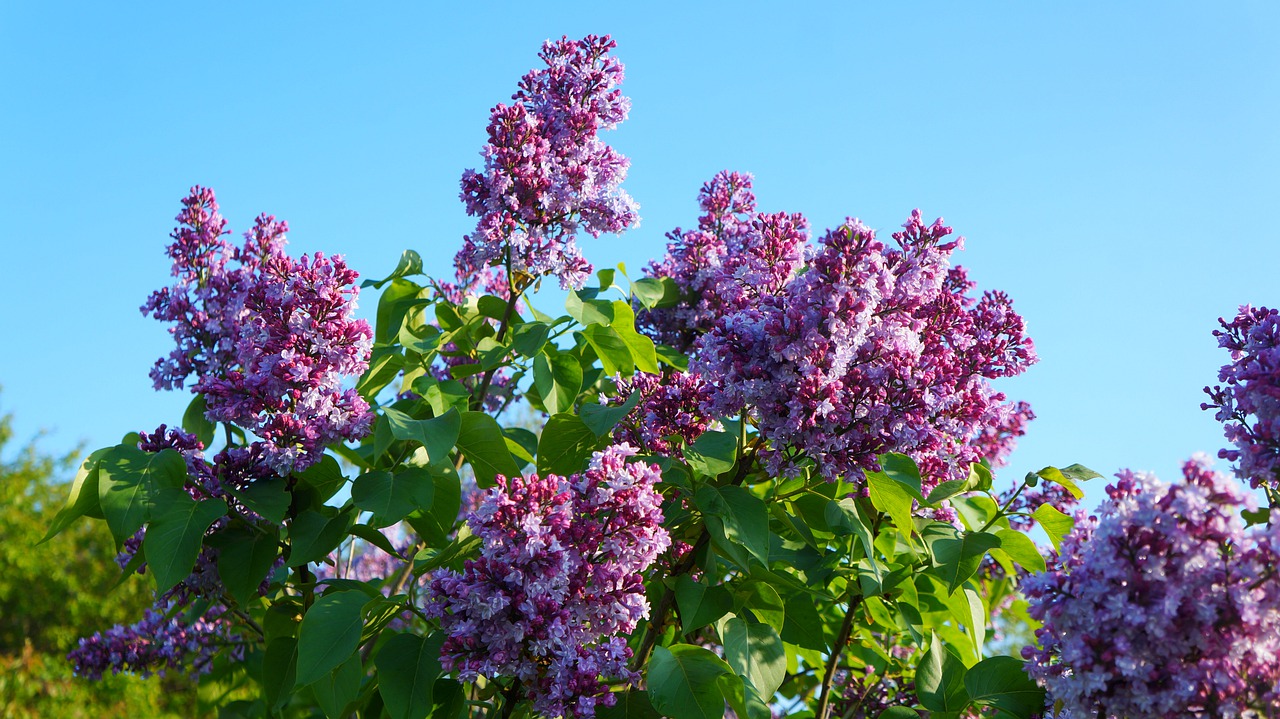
[723,618,786,698]
[1032,503,1074,552]
[533,350,582,415]
[581,324,635,377]
[867,471,915,538]
[455,412,520,488]
[993,529,1047,573]
[646,645,733,719]
[580,389,641,438]
[383,407,461,466]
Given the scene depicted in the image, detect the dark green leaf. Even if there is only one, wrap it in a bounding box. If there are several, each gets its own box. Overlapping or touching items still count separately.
[880,453,925,500]
[580,390,640,438]
[512,321,551,358]
[696,486,769,568]
[143,494,227,593]
[739,581,785,632]
[876,708,921,719]
[537,413,603,476]
[376,632,444,719]
[289,506,356,567]
[383,407,461,465]
[232,476,291,523]
[359,346,407,400]
[964,656,1045,718]
[376,279,424,344]
[215,523,281,606]
[781,591,828,651]
[353,468,435,525]
[675,576,733,634]
[98,446,187,545]
[295,590,368,686]
[646,645,732,719]
[934,531,1001,594]
[183,394,216,447]
[595,690,662,718]
[310,652,363,719]
[262,636,298,710]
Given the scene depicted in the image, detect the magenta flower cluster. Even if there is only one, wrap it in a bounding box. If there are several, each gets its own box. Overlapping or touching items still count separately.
[611,370,713,457]
[1204,304,1280,490]
[1022,458,1280,718]
[142,187,374,474]
[639,171,809,353]
[694,210,1036,490]
[424,444,670,718]
[457,34,639,290]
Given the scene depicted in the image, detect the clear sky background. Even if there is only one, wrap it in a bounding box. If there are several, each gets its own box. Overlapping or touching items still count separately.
[2,3,1277,503]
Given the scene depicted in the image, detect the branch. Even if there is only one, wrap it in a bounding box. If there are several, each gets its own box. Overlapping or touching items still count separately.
[815,593,862,719]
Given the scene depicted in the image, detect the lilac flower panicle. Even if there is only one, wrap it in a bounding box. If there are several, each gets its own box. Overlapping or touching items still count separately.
[1204,305,1280,489]
[638,171,809,353]
[425,444,670,718]
[1022,457,1280,718]
[458,35,639,290]
[68,606,234,681]
[694,210,1036,492]
[143,187,374,475]
[611,370,713,456]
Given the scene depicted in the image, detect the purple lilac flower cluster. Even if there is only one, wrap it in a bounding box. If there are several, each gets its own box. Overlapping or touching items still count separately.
[1204,305,1280,490]
[457,34,639,291]
[142,187,374,475]
[68,606,235,680]
[639,171,809,354]
[694,211,1036,491]
[971,400,1035,470]
[1022,457,1280,718]
[611,370,713,457]
[425,444,670,718]
[829,666,918,719]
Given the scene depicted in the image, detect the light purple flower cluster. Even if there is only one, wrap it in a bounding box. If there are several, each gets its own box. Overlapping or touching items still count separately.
[1203,305,1280,490]
[457,34,639,290]
[611,370,713,456]
[971,400,1035,470]
[424,444,670,718]
[68,606,235,680]
[694,211,1036,490]
[639,171,809,353]
[1022,458,1280,718]
[143,187,374,475]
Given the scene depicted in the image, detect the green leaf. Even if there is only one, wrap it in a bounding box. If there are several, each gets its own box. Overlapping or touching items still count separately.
[565,291,615,326]
[376,632,444,719]
[963,587,987,661]
[359,346,407,400]
[880,453,925,500]
[182,394,216,447]
[455,412,521,488]
[293,455,347,509]
[262,636,298,710]
[963,657,1046,719]
[1032,504,1074,552]
[353,468,435,526]
[533,350,582,415]
[632,277,667,309]
[363,249,424,289]
[143,493,227,593]
[646,645,733,719]
[933,531,1001,595]
[723,618,786,698]
[511,321,551,358]
[993,529,1047,573]
[310,652,363,719]
[675,576,734,634]
[917,634,970,713]
[41,446,110,543]
[739,581,785,632]
[289,506,356,567]
[610,300,659,374]
[684,430,738,478]
[383,407,461,466]
[596,690,663,718]
[1033,467,1084,500]
[719,674,772,719]
[696,485,769,568]
[867,471,916,538]
[295,590,368,686]
[536,413,603,476]
[214,523,281,606]
[581,324,635,377]
[376,279,425,344]
[1058,463,1102,482]
[232,476,291,523]
[781,592,828,651]
[876,708,921,719]
[98,446,187,545]
[580,389,641,438]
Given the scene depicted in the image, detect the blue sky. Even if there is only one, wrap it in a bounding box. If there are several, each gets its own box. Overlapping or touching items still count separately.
[2,3,1277,499]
